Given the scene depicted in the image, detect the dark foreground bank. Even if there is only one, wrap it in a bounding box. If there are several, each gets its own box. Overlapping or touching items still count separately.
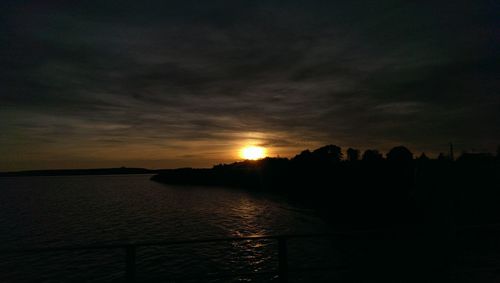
[151,145,500,282]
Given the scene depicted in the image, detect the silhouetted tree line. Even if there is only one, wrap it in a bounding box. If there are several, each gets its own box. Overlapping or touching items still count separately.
[152,144,500,229]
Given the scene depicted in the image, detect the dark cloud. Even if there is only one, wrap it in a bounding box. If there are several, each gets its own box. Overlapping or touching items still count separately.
[1,0,499,170]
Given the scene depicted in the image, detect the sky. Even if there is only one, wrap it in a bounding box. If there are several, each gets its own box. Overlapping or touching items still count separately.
[1,1,499,170]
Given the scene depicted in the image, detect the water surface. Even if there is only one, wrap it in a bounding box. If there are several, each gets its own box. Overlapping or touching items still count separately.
[0,175,331,281]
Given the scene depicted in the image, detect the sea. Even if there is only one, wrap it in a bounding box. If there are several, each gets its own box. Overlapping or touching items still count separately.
[0,174,340,282]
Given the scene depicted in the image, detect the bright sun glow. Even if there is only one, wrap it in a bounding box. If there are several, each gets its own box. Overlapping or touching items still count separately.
[240,146,266,160]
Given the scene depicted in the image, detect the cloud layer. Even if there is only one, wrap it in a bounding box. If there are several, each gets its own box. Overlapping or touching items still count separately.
[1,1,499,170]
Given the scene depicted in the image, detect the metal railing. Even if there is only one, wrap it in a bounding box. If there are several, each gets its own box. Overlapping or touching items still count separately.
[0,232,371,282]
[3,226,499,282]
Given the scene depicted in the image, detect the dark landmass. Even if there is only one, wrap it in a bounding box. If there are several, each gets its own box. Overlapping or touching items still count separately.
[152,145,500,281]
[152,144,500,225]
[0,167,157,177]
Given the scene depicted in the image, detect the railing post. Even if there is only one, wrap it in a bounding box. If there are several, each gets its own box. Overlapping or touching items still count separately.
[278,237,288,283]
[125,245,136,283]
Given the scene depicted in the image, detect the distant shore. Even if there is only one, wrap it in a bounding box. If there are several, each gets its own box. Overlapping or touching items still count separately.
[0,167,159,177]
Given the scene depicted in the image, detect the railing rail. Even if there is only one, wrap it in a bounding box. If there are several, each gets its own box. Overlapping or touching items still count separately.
[2,225,499,282]
[0,231,374,282]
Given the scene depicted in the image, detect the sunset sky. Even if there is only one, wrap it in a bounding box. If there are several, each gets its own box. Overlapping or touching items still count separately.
[1,1,498,171]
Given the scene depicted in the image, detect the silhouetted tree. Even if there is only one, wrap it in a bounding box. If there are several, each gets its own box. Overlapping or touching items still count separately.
[312,145,342,162]
[386,146,413,163]
[362,149,383,162]
[292,149,313,163]
[347,148,360,162]
[418,152,429,161]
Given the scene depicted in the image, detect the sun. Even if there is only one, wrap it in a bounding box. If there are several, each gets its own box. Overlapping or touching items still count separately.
[240,146,266,160]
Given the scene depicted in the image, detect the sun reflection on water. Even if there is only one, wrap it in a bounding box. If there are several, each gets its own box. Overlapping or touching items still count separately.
[228,197,276,272]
